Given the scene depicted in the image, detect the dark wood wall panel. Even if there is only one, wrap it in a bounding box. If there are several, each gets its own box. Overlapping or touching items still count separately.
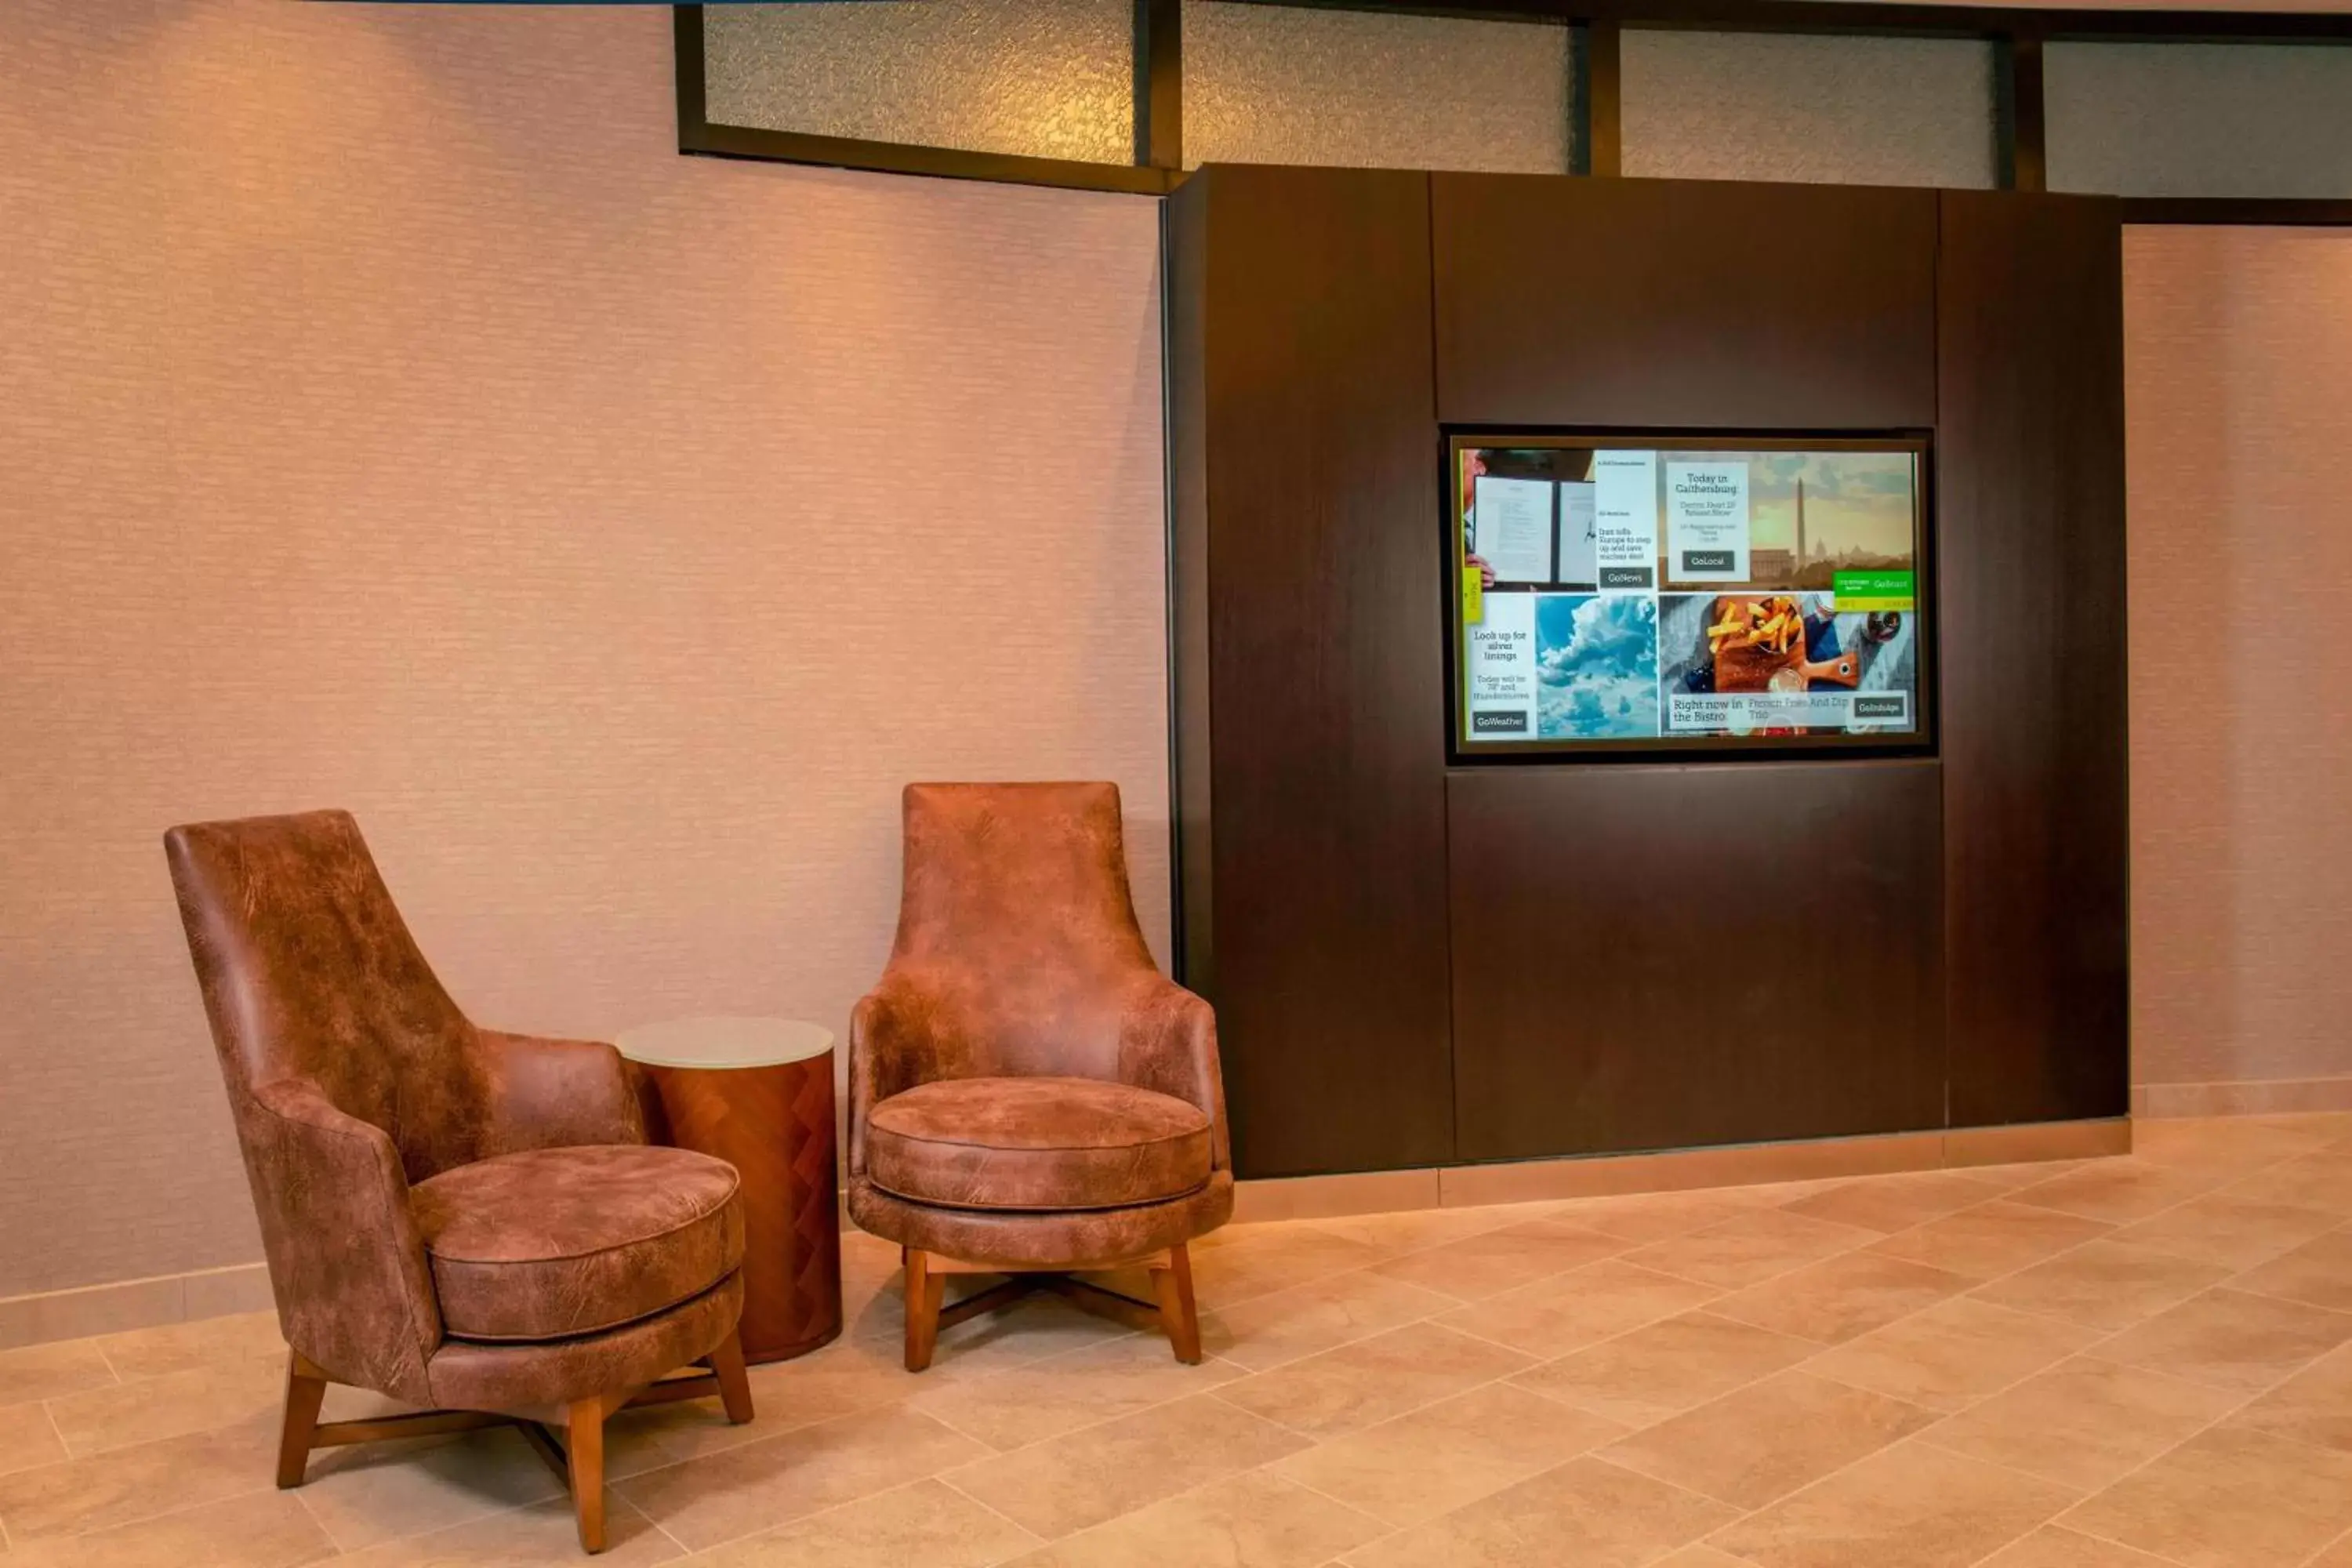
[1450,760,1947,1162]
[1936,191,2130,1126]
[1167,183,1215,995]
[1431,175,1939,431]
[1178,167,1456,1178]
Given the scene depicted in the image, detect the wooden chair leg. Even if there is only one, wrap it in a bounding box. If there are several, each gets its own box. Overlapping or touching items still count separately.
[567,1396,607,1554]
[706,1328,754,1425]
[904,1248,946,1372]
[277,1352,329,1488]
[1152,1243,1203,1365]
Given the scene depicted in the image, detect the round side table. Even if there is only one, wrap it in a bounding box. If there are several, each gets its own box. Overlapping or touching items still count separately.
[617,1017,842,1364]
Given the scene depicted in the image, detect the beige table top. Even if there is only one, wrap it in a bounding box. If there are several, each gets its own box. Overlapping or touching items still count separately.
[614,1015,834,1071]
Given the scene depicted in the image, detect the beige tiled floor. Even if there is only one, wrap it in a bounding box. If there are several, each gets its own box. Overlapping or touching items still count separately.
[5,1113,2351,1567]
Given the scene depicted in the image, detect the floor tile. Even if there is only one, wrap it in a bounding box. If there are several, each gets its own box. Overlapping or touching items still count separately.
[614,1404,987,1552]
[1367,1219,1631,1302]
[1975,1526,2183,1566]
[1969,1241,2233,1332]
[1709,1442,2078,1568]
[2133,1117,2338,1174]
[1436,1258,1722,1358]
[1512,1311,1817,1428]
[1804,1297,2099,1411]
[1555,1191,1761,1245]
[2228,1228,2352,1313]
[2004,1161,2227,1225]
[1865,1203,2112,1282]
[1300,1206,1517,1259]
[1780,1173,2002,1235]
[1272,1381,1625,1530]
[1621,1210,1877,1290]
[0,1490,331,1568]
[2229,1341,2352,1454]
[0,1401,67,1479]
[1190,1230,1388,1312]
[93,1315,286,1383]
[1709,1252,1973,1345]
[1599,1370,1939,1509]
[1196,1269,1453,1376]
[2087,1287,2352,1393]
[893,1295,1136,1379]
[299,1427,565,1553]
[996,1468,1382,1568]
[2215,1152,2352,1215]
[45,1356,283,1457]
[1918,1356,2241,1491]
[1214,1320,1531,1439]
[911,1330,1246,1452]
[0,1423,278,1541]
[329,1494,680,1565]
[2059,1425,2352,1568]
[1945,1162,2091,1193]
[942,1392,1305,1541]
[2104,1196,2343,1272]
[0,1341,115,1410]
[1653,1548,1766,1568]
[1340,1455,1738,1568]
[683,1478,1037,1568]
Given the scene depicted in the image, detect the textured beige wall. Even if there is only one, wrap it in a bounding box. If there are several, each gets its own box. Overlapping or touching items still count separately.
[0,2,1169,1298]
[2124,227,2352,1096]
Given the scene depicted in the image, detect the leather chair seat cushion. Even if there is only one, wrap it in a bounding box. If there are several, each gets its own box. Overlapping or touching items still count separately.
[411,1145,744,1341]
[850,1171,1234,1270]
[426,1272,744,1413]
[866,1076,1213,1211]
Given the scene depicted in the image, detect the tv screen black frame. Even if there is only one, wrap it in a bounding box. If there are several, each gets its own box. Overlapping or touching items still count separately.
[1443,430,1939,764]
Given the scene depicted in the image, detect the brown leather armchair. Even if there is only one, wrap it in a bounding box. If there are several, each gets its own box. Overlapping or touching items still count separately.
[848,782,1232,1370]
[164,811,753,1555]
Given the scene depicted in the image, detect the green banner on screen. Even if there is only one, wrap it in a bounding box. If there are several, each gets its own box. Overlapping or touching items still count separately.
[1833,570,1915,612]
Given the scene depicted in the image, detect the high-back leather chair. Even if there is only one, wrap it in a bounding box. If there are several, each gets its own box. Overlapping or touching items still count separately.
[165,810,753,1554]
[848,782,1232,1369]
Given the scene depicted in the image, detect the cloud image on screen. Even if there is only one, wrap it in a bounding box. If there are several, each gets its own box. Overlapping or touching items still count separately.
[1534,594,1659,740]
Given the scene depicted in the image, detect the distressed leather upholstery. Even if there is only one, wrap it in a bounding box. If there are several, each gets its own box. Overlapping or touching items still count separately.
[412,1145,745,1341]
[163,810,745,1409]
[848,783,1233,1269]
[866,1076,1212,1211]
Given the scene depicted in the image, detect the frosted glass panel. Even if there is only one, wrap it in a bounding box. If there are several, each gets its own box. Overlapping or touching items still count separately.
[1623,31,1998,189]
[2048,43,2352,198]
[703,0,1136,165]
[1184,2,1574,174]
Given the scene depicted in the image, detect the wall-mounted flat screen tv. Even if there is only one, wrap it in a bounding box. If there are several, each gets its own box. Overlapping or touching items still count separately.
[1449,434,1932,758]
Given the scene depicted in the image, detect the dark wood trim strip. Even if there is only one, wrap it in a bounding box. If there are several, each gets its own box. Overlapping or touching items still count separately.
[686,121,1174,196]
[2007,34,2047,193]
[1141,0,1185,172]
[673,4,708,155]
[2122,198,2352,225]
[1586,19,1622,178]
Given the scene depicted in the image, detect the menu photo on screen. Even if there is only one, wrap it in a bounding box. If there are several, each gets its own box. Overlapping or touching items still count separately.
[1453,435,1929,756]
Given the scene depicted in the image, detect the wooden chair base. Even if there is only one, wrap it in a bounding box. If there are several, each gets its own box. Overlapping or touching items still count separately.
[901,1243,1202,1371]
[277,1328,754,1554]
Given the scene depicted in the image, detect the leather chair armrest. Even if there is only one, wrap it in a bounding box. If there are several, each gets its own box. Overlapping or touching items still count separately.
[476,1029,646,1154]
[240,1078,442,1401]
[1119,978,1232,1172]
[848,982,929,1178]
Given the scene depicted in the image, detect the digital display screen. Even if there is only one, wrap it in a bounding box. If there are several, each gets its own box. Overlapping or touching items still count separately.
[1452,436,1929,755]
